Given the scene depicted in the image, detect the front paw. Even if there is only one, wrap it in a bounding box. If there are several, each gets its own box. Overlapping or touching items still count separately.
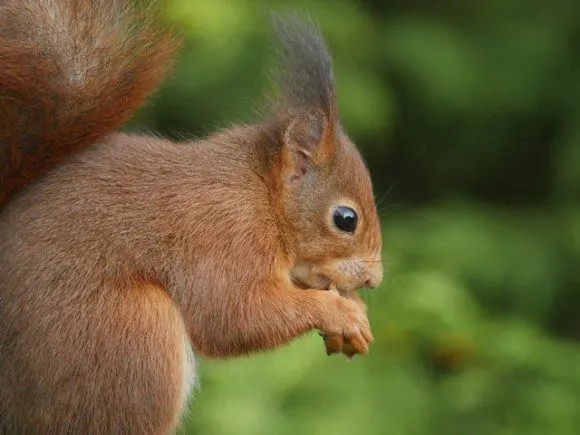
[316,291,373,357]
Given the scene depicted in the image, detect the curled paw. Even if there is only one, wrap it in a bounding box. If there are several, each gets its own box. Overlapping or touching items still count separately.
[316,288,373,359]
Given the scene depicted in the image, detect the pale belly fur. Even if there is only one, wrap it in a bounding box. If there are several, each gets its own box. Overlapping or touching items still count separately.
[180,336,198,416]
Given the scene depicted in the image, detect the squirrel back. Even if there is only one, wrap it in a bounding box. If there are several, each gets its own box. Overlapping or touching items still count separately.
[0,0,179,206]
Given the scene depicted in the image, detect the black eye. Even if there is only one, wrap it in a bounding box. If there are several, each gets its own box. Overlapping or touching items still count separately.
[333,206,358,233]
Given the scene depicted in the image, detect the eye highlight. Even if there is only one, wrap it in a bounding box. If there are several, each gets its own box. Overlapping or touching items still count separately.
[333,206,358,233]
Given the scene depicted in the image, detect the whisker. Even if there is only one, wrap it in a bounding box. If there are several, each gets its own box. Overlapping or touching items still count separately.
[379,202,407,218]
[375,182,398,209]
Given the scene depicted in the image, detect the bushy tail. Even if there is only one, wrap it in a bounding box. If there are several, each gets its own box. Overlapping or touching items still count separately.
[0,0,180,206]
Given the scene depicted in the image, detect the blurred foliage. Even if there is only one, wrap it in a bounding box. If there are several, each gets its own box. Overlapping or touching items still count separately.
[130,0,580,434]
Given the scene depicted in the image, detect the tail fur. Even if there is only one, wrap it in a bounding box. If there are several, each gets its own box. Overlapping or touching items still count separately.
[0,0,180,206]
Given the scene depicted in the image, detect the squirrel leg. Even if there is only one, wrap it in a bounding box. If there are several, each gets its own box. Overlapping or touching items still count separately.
[189,285,373,359]
[0,282,190,435]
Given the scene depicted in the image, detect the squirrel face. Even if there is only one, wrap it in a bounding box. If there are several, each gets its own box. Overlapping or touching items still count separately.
[277,112,383,295]
[264,16,383,295]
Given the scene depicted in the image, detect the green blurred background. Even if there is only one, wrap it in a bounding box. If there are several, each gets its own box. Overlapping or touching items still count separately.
[131,0,580,433]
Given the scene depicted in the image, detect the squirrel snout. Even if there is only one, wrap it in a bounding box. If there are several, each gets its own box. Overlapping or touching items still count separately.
[364,262,383,289]
[364,277,379,289]
[364,276,380,289]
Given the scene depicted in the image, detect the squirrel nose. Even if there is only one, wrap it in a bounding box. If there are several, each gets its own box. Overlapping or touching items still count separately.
[364,261,383,289]
[364,276,380,289]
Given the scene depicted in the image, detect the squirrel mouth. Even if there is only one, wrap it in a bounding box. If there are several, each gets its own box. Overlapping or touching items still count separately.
[290,264,352,295]
[290,273,332,292]
[290,274,354,296]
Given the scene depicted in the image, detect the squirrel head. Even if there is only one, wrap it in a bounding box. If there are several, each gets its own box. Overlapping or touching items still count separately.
[266,15,383,294]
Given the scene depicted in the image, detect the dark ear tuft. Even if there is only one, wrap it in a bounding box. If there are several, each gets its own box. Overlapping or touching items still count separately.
[267,13,341,182]
[269,13,339,129]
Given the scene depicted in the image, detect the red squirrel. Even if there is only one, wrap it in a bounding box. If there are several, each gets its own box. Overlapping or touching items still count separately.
[0,0,383,433]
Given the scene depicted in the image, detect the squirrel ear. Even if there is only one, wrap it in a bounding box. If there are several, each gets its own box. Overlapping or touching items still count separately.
[283,109,334,181]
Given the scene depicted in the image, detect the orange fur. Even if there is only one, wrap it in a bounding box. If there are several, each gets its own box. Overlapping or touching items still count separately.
[0,281,186,433]
[0,2,383,433]
[0,0,179,207]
